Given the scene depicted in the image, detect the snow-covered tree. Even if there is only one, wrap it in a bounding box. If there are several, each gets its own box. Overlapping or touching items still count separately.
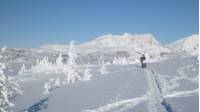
[43,78,55,95]
[64,40,81,84]
[55,53,66,73]
[100,60,108,75]
[99,55,108,75]
[82,68,92,81]
[56,53,63,66]
[0,63,14,112]
[43,82,51,95]
[0,46,22,112]
[56,54,63,65]
[54,77,61,87]
[43,77,62,94]
[18,64,26,75]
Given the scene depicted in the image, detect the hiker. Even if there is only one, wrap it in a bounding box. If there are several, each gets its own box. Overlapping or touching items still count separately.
[140,54,146,68]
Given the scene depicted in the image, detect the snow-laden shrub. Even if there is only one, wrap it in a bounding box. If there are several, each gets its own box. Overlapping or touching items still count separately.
[43,77,62,95]
[82,68,92,81]
[0,47,22,112]
[113,57,128,65]
[112,56,138,65]
[30,53,66,74]
[31,56,55,73]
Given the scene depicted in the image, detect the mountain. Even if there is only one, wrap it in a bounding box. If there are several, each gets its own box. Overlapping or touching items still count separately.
[82,33,171,58]
[1,33,198,65]
[83,33,160,47]
[167,34,199,55]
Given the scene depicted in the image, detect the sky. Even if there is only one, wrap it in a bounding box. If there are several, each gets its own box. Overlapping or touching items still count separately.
[0,0,199,48]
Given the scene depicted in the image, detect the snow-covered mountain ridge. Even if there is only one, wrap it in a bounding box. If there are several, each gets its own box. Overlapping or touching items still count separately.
[40,33,198,56]
[83,33,160,47]
[41,33,171,59]
[0,33,198,65]
[167,34,199,55]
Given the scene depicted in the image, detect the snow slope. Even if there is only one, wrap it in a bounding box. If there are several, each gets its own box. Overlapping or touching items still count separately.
[167,34,199,55]
[9,55,198,112]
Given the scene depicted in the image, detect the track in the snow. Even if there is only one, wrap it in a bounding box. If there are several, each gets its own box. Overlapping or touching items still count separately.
[147,68,173,112]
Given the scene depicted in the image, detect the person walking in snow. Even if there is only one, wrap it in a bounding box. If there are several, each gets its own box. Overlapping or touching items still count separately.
[140,54,146,68]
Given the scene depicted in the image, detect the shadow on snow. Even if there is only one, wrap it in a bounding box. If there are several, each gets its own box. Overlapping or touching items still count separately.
[21,98,49,112]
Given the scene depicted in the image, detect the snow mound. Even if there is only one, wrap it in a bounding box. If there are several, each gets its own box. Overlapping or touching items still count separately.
[168,34,199,55]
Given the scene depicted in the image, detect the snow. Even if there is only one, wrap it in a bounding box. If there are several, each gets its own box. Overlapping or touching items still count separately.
[0,47,22,112]
[0,33,198,112]
[167,34,199,55]
[99,57,108,75]
[35,33,172,62]
[83,33,160,47]
[7,55,198,112]
[82,33,172,59]
[83,68,92,81]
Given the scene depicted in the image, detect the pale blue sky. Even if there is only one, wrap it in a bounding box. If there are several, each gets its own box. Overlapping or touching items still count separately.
[0,0,198,48]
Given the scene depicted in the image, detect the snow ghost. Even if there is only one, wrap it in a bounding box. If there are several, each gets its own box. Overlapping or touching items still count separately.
[99,55,108,75]
[83,68,92,81]
[64,40,81,84]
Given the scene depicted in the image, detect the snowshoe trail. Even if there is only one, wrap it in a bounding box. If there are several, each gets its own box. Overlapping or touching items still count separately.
[145,67,173,112]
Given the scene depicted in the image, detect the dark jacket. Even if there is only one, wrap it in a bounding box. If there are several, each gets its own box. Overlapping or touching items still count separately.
[140,55,146,63]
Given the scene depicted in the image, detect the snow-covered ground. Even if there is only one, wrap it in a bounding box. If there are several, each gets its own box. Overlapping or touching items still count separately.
[7,55,198,112]
[0,33,198,112]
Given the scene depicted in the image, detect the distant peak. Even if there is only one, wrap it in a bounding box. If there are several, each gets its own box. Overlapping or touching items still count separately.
[84,33,160,47]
